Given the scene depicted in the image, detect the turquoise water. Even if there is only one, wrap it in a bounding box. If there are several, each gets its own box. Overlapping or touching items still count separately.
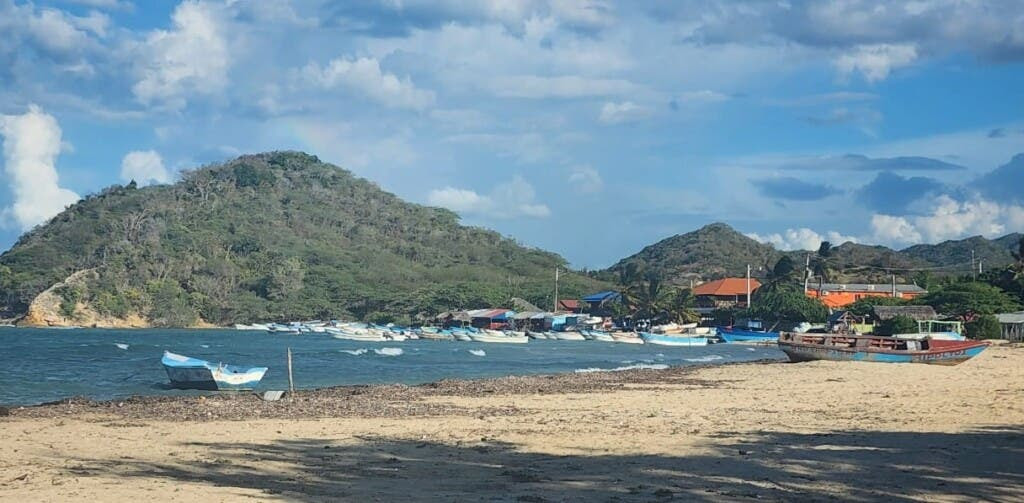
[0,328,786,406]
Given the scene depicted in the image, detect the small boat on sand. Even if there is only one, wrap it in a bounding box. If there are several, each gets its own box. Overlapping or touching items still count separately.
[717,325,778,343]
[777,333,988,365]
[640,333,710,346]
[161,351,268,390]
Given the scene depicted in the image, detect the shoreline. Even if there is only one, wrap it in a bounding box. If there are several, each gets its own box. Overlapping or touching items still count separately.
[5,357,785,419]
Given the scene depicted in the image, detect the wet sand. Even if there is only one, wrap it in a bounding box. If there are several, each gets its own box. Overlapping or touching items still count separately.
[2,345,1022,501]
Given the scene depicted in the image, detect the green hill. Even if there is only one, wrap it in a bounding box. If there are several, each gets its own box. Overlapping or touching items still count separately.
[604,223,781,284]
[0,152,604,327]
[900,234,1022,271]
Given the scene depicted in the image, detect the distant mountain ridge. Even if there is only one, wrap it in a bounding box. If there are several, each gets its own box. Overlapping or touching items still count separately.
[604,223,1022,285]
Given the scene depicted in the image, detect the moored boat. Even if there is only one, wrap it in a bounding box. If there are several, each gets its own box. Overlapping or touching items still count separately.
[468,331,529,344]
[552,331,586,341]
[717,326,778,343]
[610,332,644,344]
[161,351,267,390]
[777,332,988,365]
[640,333,710,346]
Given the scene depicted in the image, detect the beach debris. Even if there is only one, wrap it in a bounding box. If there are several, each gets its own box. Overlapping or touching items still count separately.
[260,390,285,402]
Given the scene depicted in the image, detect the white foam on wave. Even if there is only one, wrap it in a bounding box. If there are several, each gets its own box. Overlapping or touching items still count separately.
[575,363,669,373]
[746,347,756,352]
[114,343,129,350]
[374,347,403,356]
[341,348,369,356]
[200,344,210,348]
[684,355,723,363]
[468,349,486,357]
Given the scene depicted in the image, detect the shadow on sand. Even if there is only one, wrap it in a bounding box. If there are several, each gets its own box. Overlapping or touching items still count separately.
[74,427,1024,501]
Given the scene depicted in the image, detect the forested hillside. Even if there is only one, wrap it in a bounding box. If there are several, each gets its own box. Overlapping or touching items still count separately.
[0,152,604,326]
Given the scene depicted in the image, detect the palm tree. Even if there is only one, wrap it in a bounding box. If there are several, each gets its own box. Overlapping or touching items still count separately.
[811,241,833,283]
[760,256,798,294]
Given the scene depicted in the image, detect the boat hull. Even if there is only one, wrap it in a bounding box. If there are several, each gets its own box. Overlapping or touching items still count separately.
[778,335,988,366]
[162,352,267,390]
[640,333,710,346]
[468,333,529,344]
[717,327,778,343]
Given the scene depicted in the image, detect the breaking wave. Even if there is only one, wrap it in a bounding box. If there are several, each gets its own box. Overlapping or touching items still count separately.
[574,363,669,373]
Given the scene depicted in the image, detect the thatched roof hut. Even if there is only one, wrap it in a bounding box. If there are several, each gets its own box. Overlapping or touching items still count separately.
[871,305,937,322]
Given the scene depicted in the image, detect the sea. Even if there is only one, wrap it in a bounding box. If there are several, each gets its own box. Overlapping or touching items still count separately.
[0,328,787,406]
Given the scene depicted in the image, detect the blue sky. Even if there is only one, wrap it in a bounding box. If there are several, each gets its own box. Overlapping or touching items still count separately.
[1,1,1023,269]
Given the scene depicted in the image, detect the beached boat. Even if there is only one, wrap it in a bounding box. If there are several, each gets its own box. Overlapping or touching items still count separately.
[777,333,989,365]
[582,330,615,342]
[326,327,389,342]
[267,323,301,335]
[468,331,529,344]
[640,333,710,346]
[161,351,267,390]
[717,326,778,343]
[526,330,549,340]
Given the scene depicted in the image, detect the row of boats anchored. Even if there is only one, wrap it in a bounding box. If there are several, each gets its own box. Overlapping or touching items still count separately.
[235,321,726,346]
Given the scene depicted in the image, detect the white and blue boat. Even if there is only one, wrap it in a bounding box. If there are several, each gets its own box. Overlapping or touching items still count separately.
[717,320,778,343]
[161,351,268,390]
[640,333,710,346]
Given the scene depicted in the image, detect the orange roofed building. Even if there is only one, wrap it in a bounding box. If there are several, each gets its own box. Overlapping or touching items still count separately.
[805,283,927,309]
[694,278,761,311]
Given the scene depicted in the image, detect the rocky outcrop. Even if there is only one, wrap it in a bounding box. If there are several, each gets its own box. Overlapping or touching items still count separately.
[20,269,151,328]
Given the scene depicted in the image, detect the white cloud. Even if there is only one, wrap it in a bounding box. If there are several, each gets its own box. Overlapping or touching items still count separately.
[132,1,229,108]
[120,150,170,186]
[835,44,917,83]
[747,228,858,251]
[0,105,80,230]
[302,57,435,110]
[598,101,651,124]
[868,195,1024,246]
[60,0,132,9]
[427,176,550,219]
[490,75,638,99]
[568,165,604,193]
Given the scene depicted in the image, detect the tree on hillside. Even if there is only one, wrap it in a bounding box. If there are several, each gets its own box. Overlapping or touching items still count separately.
[760,256,799,294]
[810,241,834,283]
[917,281,1021,320]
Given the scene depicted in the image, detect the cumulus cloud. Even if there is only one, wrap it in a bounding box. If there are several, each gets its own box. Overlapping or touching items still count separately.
[132,1,229,108]
[427,176,550,218]
[120,150,170,186]
[868,195,1024,246]
[598,101,651,124]
[747,228,858,251]
[568,165,603,193]
[975,153,1024,205]
[835,44,917,82]
[302,57,435,110]
[0,106,80,230]
[752,176,841,201]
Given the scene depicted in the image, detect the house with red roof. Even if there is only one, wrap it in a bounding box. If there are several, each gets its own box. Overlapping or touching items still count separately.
[693,278,760,311]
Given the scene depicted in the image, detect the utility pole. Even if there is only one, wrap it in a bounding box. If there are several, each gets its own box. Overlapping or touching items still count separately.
[804,254,811,295]
[892,274,897,298]
[746,264,752,309]
[979,259,984,276]
[553,267,559,313]
[971,250,976,281]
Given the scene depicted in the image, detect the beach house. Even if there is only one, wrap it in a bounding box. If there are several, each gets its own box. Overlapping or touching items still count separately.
[693,278,760,311]
[805,283,926,308]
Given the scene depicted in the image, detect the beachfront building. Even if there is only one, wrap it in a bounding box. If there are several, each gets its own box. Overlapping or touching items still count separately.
[996,311,1024,342]
[582,291,622,316]
[556,299,583,313]
[693,278,761,311]
[805,283,927,309]
[468,309,514,329]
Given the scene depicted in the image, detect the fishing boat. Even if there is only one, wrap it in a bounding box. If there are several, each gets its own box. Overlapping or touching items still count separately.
[552,331,587,341]
[640,333,710,346]
[161,351,268,390]
[717,324,778,343]
[610,332,644,344]
[326,327,389,342]
[777,332,989,365]
[582,329,615,342]
[468,331,529,344]
[266,323,301,335]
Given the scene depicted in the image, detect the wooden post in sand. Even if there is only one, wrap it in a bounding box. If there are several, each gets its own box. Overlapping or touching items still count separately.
[287,347,295,399]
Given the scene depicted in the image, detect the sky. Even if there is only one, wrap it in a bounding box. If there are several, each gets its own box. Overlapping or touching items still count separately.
[1,0,1023,269]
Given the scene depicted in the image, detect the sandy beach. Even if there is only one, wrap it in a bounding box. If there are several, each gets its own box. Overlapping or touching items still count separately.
[2,346,1022,502]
